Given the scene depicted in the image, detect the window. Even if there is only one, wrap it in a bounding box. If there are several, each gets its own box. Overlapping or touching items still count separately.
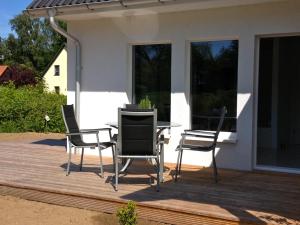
[190,40,238,132]
[257,35,300,169]
[132,44,171,121]
[54,65,60,76]
[54,86,60,94]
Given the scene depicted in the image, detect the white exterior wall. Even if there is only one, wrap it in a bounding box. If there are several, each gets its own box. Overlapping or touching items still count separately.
[66,1,300,171]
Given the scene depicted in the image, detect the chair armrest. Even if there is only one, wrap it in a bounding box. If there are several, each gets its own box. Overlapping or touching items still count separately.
[66,130,99,136]
[184,129,216,134]
[181,132,215,139]
[80,128,112,132]
[80,127,113,138]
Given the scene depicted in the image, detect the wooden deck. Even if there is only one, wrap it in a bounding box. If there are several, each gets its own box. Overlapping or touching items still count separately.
[0,136,299,225]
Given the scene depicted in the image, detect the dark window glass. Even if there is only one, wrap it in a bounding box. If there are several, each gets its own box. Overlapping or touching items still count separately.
[191,40,238,132]
[257,38,273,128]
[54,65,60,76]
[54,86,60,94]
[133,44,171,121]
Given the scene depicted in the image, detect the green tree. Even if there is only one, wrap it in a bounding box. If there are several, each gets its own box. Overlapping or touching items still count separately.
[0,12,66,76]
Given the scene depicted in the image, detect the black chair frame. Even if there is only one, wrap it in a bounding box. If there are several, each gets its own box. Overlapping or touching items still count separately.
[115,108,161,191]
[175,106,227,183]
[61,104,115,177]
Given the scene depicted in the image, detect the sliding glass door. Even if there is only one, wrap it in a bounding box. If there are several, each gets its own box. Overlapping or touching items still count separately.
[257,35,300,170]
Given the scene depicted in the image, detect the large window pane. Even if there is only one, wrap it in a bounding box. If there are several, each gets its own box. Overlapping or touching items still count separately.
[133,44,171,121]
[191,40,238,132]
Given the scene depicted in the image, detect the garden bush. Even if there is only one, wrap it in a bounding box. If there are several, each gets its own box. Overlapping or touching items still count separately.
[0,83,66,133]
[116,201,137,225]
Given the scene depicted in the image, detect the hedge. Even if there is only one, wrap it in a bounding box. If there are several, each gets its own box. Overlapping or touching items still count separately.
[0,84,67,133]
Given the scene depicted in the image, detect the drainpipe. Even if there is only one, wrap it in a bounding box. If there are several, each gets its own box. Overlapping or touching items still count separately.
[47,9,81,123]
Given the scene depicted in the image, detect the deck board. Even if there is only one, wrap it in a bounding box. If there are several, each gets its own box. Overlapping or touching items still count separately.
[0,139,299,225]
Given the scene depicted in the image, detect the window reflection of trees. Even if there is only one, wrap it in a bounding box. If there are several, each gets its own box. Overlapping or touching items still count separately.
[134,44,171,121]
[191,40,238,132]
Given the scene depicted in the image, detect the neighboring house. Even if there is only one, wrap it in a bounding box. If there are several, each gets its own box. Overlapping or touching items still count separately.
[43,46,67,95]
[0,65,12,82]
[27,0,300,174]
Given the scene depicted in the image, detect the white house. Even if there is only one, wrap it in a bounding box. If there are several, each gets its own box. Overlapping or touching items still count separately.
[43,46,67,95]
[27,0,300,174]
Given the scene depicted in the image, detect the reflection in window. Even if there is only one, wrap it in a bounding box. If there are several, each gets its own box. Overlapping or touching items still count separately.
[191,40,238,132]
[133,44,171,121]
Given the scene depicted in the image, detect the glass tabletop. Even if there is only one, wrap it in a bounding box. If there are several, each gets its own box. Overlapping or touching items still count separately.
[106,121,181,128]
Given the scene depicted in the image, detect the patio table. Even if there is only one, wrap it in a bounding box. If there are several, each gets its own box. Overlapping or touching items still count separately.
[106,121,181,182]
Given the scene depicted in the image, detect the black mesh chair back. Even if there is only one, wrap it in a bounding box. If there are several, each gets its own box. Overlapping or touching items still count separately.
[61,104,115,177]
[61,104,82,146]
[118,108,157,156]
[115,108,160,191]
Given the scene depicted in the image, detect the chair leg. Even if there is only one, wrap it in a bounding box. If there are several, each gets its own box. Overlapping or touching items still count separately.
[155,158,160,192]
[98,147,104,178]
[212,150,218,183]
[95,133,104,178]
[115,156,118,191]
[159,137,164,183]
[175,149,181,182]
[112,146,115,173]
[179,149,183,175]
[79,148,84,171]
[66,142,72,176]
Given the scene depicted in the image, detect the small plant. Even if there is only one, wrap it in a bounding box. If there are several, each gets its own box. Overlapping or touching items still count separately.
[116,201,137,225]
[138,95,153,109]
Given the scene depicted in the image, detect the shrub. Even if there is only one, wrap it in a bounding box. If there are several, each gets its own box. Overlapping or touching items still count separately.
[138,95,153,109]
[116,201,137,225]
[0,84,66,133]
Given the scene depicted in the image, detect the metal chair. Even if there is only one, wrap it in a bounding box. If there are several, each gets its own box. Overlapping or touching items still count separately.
[115,108,161,191]
[175,106,227,183]
[125,104,139,110]
[61,104,115,177]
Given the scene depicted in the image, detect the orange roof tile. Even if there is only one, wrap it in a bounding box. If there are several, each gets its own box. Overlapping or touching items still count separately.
[0,65,8,77]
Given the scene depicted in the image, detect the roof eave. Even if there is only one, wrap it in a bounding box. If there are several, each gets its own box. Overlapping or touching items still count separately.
[26,0,286,19]
[26,0,169,18]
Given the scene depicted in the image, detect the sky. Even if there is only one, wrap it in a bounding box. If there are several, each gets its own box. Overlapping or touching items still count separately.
[0,0,33,38]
